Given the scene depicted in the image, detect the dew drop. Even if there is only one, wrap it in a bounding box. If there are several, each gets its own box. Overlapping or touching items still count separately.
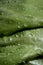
[24,24,27,27]
[35,46,38,50]
[18,43,20,46]
[28,34,32,37]
[8,53,10,55]
[18,26,20,28]
[10,38,12,41]
[16,35,19,38]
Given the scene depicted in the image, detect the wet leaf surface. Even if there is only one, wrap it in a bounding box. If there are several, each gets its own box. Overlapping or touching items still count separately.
[0,0,43,65]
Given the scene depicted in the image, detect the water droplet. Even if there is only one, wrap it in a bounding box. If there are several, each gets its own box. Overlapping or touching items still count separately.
[10,38,12,41]
[18,43,20,46]
[18,26,20,28]
[16,35,19,38]
[28,34,32,37]
[8,53,10,55]
[35,46,38,50]
[24,24,27,27]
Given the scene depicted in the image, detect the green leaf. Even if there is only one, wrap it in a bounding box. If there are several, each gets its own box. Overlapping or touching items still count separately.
[0,0,43,65]
[0,0,43,35]
[0,29,43,65]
